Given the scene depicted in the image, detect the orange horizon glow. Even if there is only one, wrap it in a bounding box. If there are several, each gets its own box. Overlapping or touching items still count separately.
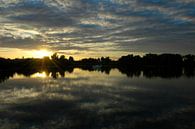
[0,47,145,60]
[32,49,52,58]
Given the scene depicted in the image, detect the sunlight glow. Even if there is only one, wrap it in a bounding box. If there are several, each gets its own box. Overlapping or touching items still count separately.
[33,49,52,58]
[31,72,47,78]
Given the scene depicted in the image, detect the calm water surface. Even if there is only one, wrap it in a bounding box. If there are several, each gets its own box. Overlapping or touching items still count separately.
[0,69,195,129]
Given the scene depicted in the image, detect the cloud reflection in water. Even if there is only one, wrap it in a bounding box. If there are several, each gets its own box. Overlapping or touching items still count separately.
[0,69,195,128]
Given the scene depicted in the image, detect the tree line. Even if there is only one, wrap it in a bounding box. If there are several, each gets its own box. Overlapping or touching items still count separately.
[0,53,195,83]
[0,53,195,70]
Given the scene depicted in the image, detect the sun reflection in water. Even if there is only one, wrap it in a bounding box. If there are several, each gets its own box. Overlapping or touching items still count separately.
[31,72,47,78]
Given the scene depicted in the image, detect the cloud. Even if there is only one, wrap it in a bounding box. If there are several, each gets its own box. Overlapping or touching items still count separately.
[1,69,195,128]
[0,36,44,49]
[0,0,195,57]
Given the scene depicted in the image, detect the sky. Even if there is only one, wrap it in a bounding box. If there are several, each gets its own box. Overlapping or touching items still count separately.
[0,0,195,59]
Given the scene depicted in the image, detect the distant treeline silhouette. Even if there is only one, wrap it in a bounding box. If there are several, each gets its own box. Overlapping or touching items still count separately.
[0,53,195,69]
[0,53,195,82]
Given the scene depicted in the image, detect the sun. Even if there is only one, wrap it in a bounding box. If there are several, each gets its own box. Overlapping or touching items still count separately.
[33,49,52,58]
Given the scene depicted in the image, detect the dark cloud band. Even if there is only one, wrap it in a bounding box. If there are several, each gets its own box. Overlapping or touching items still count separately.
[0,0,195,56]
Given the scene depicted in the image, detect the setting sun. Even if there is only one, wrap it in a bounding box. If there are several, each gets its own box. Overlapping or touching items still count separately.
[33,49,52,58]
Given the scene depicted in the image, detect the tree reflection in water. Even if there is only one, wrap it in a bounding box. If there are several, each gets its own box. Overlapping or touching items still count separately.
[0,68,195,129]
[0,67,195,83]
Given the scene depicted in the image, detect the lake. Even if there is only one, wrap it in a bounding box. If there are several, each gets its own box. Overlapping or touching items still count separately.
[0,68,195,129]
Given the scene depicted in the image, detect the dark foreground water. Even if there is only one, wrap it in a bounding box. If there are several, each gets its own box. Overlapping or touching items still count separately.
[0,68,195,129]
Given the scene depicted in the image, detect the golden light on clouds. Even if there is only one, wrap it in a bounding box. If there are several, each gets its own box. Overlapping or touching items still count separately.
[0,48,53,59]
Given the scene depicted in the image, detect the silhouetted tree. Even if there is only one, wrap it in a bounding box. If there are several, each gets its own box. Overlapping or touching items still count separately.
[101,57,111,65]
[183,54,195,67]
[59,55,68,67]
[59,55,65,61]
[142,54,158,66]
[0,53,195,81]
[69,56,74,62]
[51,53,59,62]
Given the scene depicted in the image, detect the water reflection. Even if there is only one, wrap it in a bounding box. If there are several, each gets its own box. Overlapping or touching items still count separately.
[0,67,195,83]
[0,69,195,129]
[31,72,47,78]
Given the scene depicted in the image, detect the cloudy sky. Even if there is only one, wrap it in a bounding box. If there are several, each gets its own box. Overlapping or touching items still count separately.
[0,0,195,59]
